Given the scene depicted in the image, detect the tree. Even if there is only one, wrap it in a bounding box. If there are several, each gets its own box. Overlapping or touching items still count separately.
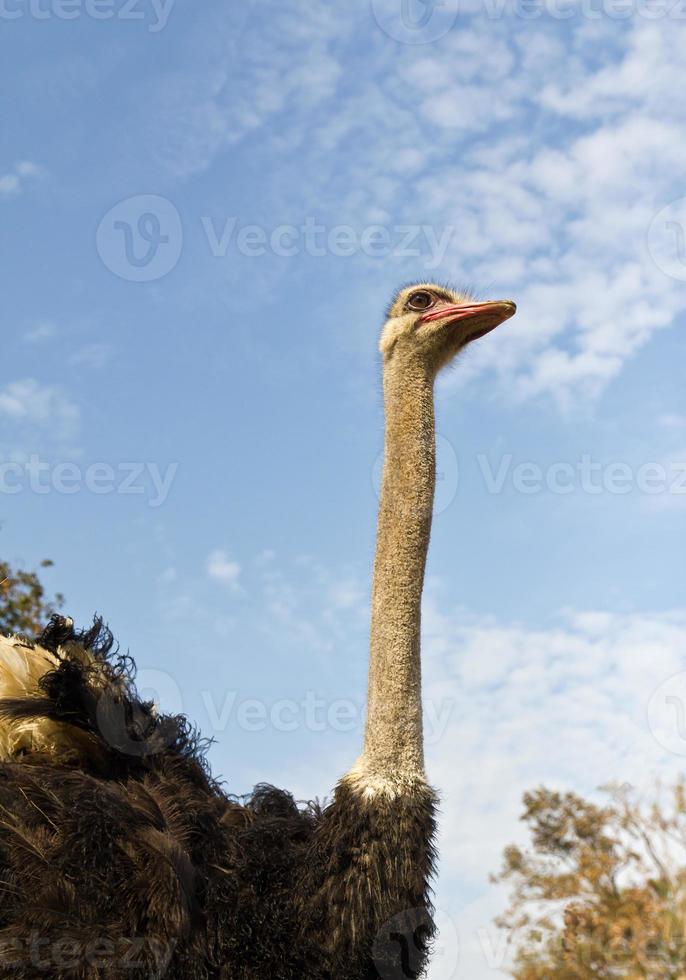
[495,784,686,979]
[0,559,64,636]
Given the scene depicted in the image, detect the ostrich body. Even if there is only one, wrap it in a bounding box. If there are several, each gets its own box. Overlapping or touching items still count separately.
[0,285,515,978]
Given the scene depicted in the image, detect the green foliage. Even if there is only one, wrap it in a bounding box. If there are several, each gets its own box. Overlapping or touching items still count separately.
[0,559,64,636]
[495,784,686,979]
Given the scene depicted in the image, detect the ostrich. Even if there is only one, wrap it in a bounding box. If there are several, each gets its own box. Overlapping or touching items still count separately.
[0,284,515,979]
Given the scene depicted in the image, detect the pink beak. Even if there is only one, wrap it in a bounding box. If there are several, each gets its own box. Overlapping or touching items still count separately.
[420,300,517,327]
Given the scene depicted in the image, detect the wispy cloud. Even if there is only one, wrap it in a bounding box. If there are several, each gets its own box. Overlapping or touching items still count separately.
[68,343,113,370]
[23,321,57,345]
[420,596,686,976]
[660,414,686,429]
[207,548,242,591]
[0,160,42,197]
[134,10,685,405]
[0,378,81,458]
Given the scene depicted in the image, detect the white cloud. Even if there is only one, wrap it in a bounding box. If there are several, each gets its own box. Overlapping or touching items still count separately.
[21,326,113,370]
[0,378,81,457]
[255,555,365,654]
[68,343,113,370]
[23,321,57,345]
[163,12,685,406]
[0,160,42,197]
[207,548,242,590]
[0,174,20,195]
[538,22,686,121]
[660,414,686,429]
[15,161,40,177]
[419,598,686,977]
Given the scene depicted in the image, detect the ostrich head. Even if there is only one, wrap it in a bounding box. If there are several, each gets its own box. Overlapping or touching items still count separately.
[380,283,516,373]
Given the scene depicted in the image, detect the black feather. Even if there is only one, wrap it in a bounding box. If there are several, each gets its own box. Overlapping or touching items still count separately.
[0,618,437,978]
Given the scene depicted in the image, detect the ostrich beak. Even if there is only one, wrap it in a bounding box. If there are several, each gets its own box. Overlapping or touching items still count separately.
[420,300,516,339]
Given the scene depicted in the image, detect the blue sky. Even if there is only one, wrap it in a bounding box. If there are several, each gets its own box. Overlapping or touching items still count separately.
[2,1,686,974]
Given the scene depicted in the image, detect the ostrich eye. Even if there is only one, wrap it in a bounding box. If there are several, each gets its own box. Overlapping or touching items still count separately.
[406,290,435,312]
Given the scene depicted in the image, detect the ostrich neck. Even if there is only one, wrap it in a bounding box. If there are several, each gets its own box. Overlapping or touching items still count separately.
[355,352,436,790]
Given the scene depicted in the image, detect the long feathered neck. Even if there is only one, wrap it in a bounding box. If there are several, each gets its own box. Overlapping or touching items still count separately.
[301,348,438,969]
[350,350,435,792]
